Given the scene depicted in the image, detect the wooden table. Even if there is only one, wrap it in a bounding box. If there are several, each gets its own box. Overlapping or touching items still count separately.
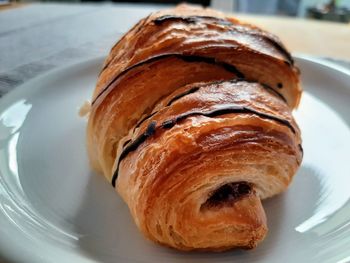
[0,3,349,98]
[236,14,350,61]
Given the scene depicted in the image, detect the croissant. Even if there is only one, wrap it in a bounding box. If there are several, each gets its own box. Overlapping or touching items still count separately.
[86,4,303,251]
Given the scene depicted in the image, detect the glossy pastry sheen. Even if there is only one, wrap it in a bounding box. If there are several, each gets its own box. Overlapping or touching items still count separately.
[86,4,303,251]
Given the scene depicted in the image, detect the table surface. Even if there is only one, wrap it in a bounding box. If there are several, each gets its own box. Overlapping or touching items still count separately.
[236,13,350,61]
[0,2,349,98]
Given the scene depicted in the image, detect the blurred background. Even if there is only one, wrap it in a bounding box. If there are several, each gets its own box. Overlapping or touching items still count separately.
[212,0,350,21]
[1,0,349,96]
[1,0,350,22]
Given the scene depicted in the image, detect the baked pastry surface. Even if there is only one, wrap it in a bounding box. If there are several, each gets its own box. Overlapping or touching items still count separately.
[87,4,303,251]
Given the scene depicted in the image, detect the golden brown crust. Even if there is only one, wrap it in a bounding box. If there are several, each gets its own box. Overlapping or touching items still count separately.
[86,4,303,251]
[95,4,300,107]
[117,113,300,250]
[88,56,237,176]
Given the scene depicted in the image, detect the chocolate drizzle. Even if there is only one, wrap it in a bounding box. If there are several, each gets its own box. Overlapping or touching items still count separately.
[154,15,294,65]
[166,79,287,106]
[159,106,295,132]
[131,80,287,134]
[100,14,152,73]
[96,12,299,188]
[166,87,200,107]
[134,111,158,131]
[92,54,244,106]
[112,121,157,187]
[264,38,294,65]
[154,15,198,25]
[298,144,304,156]
[153,15,232,26]
[261,83,287,102]
[122,139,132,148]
[98,14,294,86]
[111,105,296,186]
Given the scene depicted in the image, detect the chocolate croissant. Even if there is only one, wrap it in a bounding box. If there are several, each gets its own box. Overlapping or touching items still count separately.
[87,4,303,251]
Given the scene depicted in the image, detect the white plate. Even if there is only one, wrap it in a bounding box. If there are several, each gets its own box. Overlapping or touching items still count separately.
[0,55,349,263]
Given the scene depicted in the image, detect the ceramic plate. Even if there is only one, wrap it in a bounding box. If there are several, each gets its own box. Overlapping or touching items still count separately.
[0,55,349,263]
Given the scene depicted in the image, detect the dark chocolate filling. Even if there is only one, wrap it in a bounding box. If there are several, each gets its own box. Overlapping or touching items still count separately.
[92,54,243,105]
[201,182,252,209]
[111,105,295,186]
